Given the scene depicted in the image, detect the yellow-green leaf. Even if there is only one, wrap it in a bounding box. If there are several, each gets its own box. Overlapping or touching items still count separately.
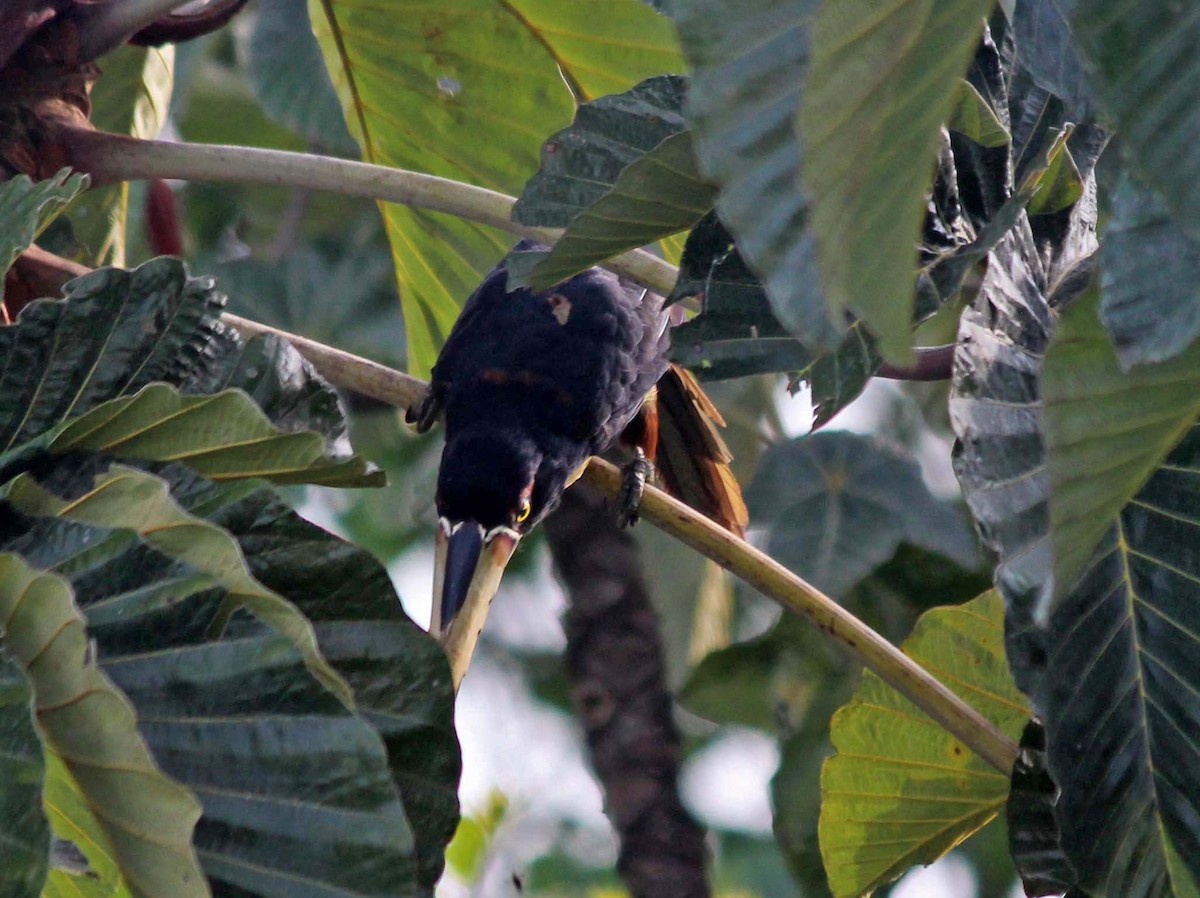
[309,0,683,376]
[0,554,205,898]
[947,78,1010,148]
[818,591,1027,897]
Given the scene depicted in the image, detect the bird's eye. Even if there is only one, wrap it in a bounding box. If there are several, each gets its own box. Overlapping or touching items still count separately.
[515,498,532,524]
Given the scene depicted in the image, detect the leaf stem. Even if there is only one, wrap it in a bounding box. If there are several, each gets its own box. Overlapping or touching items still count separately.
[60,130,680,296]
[227,314,1019,773]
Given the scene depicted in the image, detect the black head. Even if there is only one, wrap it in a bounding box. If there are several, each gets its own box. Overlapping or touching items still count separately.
[436,428,545,533]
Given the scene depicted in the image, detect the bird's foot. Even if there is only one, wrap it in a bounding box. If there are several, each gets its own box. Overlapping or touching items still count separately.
[617,448,652,528]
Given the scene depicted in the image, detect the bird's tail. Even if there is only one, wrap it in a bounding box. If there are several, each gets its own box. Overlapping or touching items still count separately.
[652,364,749,536]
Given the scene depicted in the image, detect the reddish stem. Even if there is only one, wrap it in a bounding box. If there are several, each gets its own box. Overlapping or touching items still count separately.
[875,344,955,381]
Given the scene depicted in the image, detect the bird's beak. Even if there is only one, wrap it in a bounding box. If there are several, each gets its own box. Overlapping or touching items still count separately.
[431,518,520,687]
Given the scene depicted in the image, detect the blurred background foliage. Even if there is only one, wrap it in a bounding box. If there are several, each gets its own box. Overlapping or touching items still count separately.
[78,1,1018,894]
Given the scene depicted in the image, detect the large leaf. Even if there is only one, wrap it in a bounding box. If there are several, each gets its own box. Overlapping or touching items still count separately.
[0,258,370,480]
[0,553,206,898]
[668,213,880,425]
[47,383,382,488]
[68,44,174,266]
[5,465,352,707]
[0,650,48,898]
[1043,280,1200,605]
[310,0,683,376]
[241,0,358,155]
[745,431,978,598]
[1031,431,1200,895]
[1098,178,1200,367]
[819,591,1028,898]
[1073,0,1200,243]
[0,171,87,304]
[797,0,995,361]
[511,75,713,288]
[3,459,460,894]
[1012,0,1094,116]
[667,0,840,350]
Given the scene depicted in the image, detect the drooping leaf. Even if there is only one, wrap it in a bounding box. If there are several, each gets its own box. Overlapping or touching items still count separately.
[1006,719,1077,897]
[67,44,174,266]
[5,464,353,707]
[48,383,382,488]
[310,0,683,376]
[0,553,206,898]
[666,0,840,349]
[3,458,460,893]
[746,431,979,598]
[1043,279,1200,605]
[947,78,1011,148]
[1012,0,1094,117]
[949,228,1054,690]
[1098,177,1200,368]
[0,650,48,898]
[797,0,995,361]
[0,171,87,303]
[1031,433,1200,895]
[241,0,358,155]
[42,752,136,898]
[1073,0,1200,242]
[668,213,880,425]
[818,591,1028,898]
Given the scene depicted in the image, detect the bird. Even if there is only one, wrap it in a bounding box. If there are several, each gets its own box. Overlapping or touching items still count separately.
[407,243,747,683]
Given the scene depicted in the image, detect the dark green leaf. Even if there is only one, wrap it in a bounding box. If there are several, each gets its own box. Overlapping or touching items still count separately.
[1098,178,1200,367]
[242,0,358,155]
[746,432,978,597]
[798,0,994,361]
[1012,0,1094,116]
[0,650,49,898]
[679,626,798,731]
[3,457,460,894]
[1043,279,1200,605]
[522,131,714,290]
[311,0,683,376]
[0,553,206,898]
[1007,719,1078,897]
[1074,0,1200,242]
[0,171,87,303]
[667,0,841,349]
[668,213,879,425]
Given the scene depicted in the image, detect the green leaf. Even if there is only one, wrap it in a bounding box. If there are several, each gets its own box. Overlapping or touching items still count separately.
[797,0,995,361]
[0,651,48,898]
[1032,435,1200,894]
[947,78,1010,148]
[1098,177,1200,367]
[1043,279,1200,606]
[50,383,382,487]
[746,431,979,597]
[310,0,683,377]
[42,752,135,898]
[818,591,1028,898]
[667,0,841,350]
[1073,0,1200,242]
[67,45,174,266]
[0,553,206,898]
[0,171,87,304]
[679,627,798,731]
[511,75,712,288]
[668,212,880,424]
[1026,142,1082,215]
[241,0,358,155]
[5,458,459,893]
[1012,0,1095,116]
[5,465,353,707]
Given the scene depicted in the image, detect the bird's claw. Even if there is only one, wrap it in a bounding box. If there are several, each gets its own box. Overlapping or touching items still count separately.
[617,449,652,528]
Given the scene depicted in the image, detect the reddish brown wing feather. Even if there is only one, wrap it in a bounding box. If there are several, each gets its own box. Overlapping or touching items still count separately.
[631,364,748,536]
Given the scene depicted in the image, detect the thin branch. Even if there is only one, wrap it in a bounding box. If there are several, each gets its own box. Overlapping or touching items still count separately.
[60,130,681,297]
[876,344,955,381]
[74,0,192,61]
[225,313,1018,774]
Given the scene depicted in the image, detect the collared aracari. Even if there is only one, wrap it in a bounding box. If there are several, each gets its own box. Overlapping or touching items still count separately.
[407,245,747,683]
